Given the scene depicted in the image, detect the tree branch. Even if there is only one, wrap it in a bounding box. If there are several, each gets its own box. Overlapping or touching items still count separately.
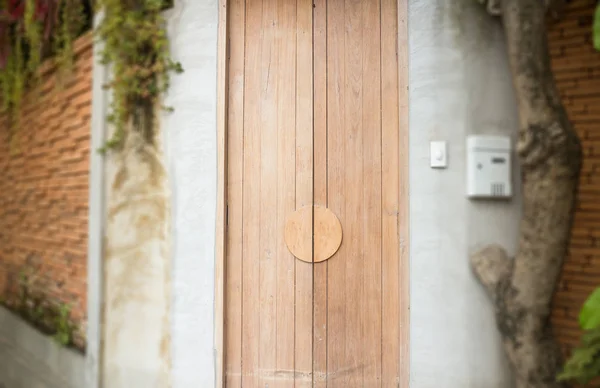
[470,244,513,298]
[479,0,567,18]
[468,0,582,386]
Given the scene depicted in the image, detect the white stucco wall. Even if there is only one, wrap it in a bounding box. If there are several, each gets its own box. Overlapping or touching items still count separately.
[86,0,521,386]
[87,2,219,387]
[409,1,519,387]
[163,1,218,387]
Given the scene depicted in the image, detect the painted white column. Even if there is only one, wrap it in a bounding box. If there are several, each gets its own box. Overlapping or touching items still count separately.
[408,1,519,387]
[86,12,106,388]
[87,1,219,387]
[163,1,219,387]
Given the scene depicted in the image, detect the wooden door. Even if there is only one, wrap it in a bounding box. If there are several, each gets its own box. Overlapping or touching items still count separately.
[222,0,408,386]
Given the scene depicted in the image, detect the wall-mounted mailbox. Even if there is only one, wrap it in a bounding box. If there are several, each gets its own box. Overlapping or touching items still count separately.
[466,135,512,199]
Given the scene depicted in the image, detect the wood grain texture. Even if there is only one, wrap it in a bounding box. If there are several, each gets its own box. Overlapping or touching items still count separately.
[381,0,402,384]
[342,0,364,385]
[284,206,343,263]
[313,207,343,263]
[325,0,347,383]
[224,0,245,385]
[362,0,383,384]
[312,0,329,385]
[214,0,228,385]
[275,0,298,385]
[284,206,313,263]
[325,0,405,385]
[257,0,279,383]
[221,0,409,385]
[241,0,262,384]
[285,206,342,263]
[295,0,314,385]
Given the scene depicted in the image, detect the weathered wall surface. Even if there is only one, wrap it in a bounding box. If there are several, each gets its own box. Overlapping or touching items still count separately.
[100,40,172,388]
[548,0,600,355]
[0,34,92,341]
[93,1,219,387]
[101,112,172,388]
[409,1,519,386]
[89,0,600,386]
[0,306,84,388]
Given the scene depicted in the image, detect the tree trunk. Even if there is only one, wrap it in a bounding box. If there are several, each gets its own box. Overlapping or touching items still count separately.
[470,0,582,387]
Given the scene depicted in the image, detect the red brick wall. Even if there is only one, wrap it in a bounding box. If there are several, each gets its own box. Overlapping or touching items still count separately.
[0,34,92,340]
[0,1,595,358]
[548,0,600,356]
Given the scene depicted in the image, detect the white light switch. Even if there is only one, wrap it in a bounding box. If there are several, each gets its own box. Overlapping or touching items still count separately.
[430,141,447,168]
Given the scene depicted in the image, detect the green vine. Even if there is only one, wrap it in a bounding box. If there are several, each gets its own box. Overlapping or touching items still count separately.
[0,0,89,140]
[0,0,182,152]
[0,266,78,349]
[559,287,600,385]
[95,0,182,152]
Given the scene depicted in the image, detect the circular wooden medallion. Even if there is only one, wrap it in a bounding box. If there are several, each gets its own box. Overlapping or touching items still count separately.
[284,205,343,263]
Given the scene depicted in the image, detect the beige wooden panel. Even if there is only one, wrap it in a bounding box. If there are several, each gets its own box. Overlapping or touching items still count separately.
[323,0,403,385]
[381,0,404,384]
[257,0,279,384]
[342,0,364,385]
[325,0,369,385]
[275,0,299,385]
[224,0,313,386]
[295,0,314,384]
[215,0,228,385]
[223,0,408,386]
[362,0,383,384]
[240,0,262,383]
[224,0,245,385]
[312,0,328,386]
[324,0,347,384]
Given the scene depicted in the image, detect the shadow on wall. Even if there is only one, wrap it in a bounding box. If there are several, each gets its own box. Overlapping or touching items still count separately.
[0,259,81,352]
[0,305,84,388]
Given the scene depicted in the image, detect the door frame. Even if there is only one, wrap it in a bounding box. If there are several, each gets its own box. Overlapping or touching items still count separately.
[213,0,410,385]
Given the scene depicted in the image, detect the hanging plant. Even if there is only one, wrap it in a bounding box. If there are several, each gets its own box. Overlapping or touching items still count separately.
[0,0,181,151]
[95,0,182,152]
[0,0,88,123]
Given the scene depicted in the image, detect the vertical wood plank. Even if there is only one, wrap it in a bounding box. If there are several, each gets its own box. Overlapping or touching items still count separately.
[326,0,347,383]
[276,0,297,385]
[312,0,328,385]
[362,0,382,385]
[224,0,409,384]
[381,0,405,384]
[224,0,245,385]
[258,0,279,383]
[343,0,365,385]
[398,0,410,385]
[344,0,364,387]
[295,0,314,385]
[241,0,263,384]
[215,0,228,384]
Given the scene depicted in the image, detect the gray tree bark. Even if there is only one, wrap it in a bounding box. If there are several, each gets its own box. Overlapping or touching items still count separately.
[471,0,582,387]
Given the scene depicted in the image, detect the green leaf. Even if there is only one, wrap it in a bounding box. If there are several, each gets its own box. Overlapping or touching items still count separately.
[558,329,600,385]
[580,287,600,330]
[594,2,600,51]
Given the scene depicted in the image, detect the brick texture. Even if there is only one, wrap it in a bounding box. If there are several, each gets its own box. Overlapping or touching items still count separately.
[0,34,92,342]
[548,0,600,358]
[0,0,594,362]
